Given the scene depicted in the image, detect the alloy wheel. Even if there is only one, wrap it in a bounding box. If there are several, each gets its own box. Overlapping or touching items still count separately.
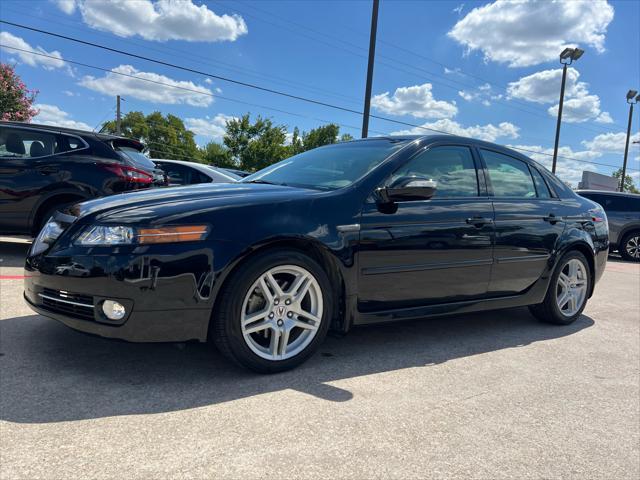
[555,258,588,317]
[240,265,323,361]
[625,235,640,260]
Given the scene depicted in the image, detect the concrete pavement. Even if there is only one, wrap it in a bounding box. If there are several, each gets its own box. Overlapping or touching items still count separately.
[1,239,638,479]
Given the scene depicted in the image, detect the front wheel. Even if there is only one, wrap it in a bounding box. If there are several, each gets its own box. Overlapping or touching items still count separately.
[529,251,591,325]
[211,249,332,373]
[619,231,640,262]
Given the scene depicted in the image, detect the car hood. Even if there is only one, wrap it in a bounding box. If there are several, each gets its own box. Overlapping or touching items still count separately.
[73,182,321,224]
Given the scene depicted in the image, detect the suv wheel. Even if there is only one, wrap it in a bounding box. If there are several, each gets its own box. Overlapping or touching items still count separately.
[212,249,332,373]
[619,231,640,262]
[529,251,591,325]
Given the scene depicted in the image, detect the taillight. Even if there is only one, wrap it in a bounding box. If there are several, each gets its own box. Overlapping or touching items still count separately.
[101,164,154,184]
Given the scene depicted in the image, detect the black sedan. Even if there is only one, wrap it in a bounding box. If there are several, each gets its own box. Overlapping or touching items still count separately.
[24,135,609,372]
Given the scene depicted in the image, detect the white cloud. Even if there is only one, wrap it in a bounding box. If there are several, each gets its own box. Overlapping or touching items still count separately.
[582,131,640,154]
[185,114,235,139]
[507,68,612,123]
[63,90,76,97]
[458,83,502,106]
[391,118,520,143]
[34,104,92,131]
[55,0,247,42]
[547,94,610,124]
[0,31,67,71]
[372,83,458,119]
[204,78,213,84]
[509,144,600,186]
[54,0,77,14]
[507,68,585,104]
[78,65,213,107]
[448,0,614,67]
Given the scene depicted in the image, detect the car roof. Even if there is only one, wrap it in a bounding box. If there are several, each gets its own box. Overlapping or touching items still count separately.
[153,159,240,180]
[0,120,137,143]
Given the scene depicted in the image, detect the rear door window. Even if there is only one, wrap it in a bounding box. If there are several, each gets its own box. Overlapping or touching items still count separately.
[481,150,536,198]
[530,167,552,198]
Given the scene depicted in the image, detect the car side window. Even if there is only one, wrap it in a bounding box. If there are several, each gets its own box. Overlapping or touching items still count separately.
[163,164,189,185]
[530,167,552,198]
[0,127,57,159]
[389,146,479,197]
[481,150,536,198]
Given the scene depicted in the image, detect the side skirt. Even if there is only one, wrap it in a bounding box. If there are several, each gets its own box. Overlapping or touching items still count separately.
[353,275,551,326]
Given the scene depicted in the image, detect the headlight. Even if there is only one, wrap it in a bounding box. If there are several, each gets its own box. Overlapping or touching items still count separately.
[75,225,208,246]
[76,226,135,246]
[31,218,64,255]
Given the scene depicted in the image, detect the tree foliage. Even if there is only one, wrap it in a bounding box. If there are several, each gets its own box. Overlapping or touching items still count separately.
[223,114,288,171]
[0,63,38,122]
[101,111,354,172]
[102,111,200,161]
[612,168,640,194]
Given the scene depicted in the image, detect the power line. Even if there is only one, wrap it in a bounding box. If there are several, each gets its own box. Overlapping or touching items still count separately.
[1,4,363,107]
[2,43,636,173]
[217,0,626,135]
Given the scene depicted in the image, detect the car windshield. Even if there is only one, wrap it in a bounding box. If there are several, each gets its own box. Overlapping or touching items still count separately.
[241,139,410,190]
[117,146,158,170]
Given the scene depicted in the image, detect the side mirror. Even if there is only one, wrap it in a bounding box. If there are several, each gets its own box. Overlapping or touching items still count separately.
[377,176,437,203]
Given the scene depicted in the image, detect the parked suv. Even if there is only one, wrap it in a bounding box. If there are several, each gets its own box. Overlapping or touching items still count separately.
[0,122,165,236]
[577,190,640,261]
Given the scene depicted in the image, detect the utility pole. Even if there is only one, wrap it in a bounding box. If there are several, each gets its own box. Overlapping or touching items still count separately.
[620,89,639,192]
[116,95,122,135]
[361,0,379,139]
[552,47,584,173]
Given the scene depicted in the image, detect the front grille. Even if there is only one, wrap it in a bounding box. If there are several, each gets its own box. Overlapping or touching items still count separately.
[39,288,95,321]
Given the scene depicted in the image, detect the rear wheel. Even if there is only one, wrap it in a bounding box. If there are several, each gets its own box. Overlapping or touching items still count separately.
[529,251,591,325]
[619,231,640,262]
[212,249,332,373]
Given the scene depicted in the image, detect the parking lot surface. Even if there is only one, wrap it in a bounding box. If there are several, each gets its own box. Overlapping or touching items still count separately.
[1,238,639,479]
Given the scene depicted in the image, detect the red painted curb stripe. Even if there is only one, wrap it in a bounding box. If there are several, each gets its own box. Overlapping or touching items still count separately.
[0,275,29,279]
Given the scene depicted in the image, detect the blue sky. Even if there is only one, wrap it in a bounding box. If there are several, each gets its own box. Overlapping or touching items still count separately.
[1,0,639,186]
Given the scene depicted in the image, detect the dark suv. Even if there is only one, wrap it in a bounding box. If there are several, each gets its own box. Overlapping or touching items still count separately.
[0,122,165,236]
[577,190,640,261]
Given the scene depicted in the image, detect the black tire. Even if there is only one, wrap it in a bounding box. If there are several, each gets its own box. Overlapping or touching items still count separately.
[528,250,592,325]
[211,249,333,373]
[619,231,640,262]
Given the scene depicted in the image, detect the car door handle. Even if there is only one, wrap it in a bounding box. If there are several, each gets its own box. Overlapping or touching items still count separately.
[466,216,493,227]
[543,213,559,224]
[36,166,58,174]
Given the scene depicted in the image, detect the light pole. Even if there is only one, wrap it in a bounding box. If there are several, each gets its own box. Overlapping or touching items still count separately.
[551,47,584,173]
[620,89,639,192]
[361,0,379,139]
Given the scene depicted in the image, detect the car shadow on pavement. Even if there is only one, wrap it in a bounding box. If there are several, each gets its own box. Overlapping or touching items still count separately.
[0,241,30,269]
[0,308,594,424]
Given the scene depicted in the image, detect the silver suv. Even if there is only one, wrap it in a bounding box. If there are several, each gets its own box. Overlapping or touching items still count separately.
[577,190,640,262]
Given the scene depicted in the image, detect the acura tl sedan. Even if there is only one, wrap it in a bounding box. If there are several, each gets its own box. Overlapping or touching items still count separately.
[24,135,608,372]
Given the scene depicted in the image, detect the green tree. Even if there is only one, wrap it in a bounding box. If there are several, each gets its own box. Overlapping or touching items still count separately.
[223,114,288,171]
[612,168,640,193]
[102,111,201,161]
[340,133,354,142]
[301,124,340,151]
[1,63,38,122]
[201,141,234,168]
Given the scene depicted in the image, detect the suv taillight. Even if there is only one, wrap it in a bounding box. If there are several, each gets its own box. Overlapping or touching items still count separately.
[101,164,153,184]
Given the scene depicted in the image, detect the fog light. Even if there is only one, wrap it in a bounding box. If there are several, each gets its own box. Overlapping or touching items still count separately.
[102,300,126,321]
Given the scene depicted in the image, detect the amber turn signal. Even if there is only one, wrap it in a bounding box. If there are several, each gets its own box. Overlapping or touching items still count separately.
[137,225,209,244]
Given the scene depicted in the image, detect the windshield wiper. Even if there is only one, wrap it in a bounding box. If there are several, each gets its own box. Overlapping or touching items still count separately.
[243,179,288,186]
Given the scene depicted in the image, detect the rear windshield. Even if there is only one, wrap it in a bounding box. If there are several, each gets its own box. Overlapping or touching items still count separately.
[116,146,157,170]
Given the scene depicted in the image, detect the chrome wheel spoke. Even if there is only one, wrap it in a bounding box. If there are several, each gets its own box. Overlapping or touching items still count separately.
[556,258,588,317]
[241,264,323,361]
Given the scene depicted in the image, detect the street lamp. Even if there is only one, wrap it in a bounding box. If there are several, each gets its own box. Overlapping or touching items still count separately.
[620,89,639,192]
[552,47,585,173]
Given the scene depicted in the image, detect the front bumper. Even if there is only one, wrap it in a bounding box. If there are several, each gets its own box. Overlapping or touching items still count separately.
[24,248,215,342]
